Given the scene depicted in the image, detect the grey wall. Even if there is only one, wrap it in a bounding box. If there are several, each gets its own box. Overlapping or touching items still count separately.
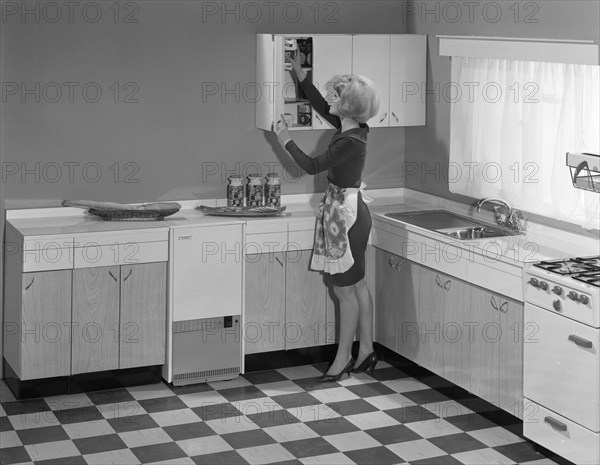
[404,0,600,209]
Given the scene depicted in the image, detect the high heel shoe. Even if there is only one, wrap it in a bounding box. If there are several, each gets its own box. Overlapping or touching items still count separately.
[316,358,354,383]
[351,352,378,374]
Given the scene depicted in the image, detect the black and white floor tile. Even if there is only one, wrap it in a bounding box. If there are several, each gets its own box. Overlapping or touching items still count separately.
[0,361,559,465]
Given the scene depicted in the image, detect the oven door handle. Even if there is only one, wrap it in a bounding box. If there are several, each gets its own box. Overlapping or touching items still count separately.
[544,416,568,432]
[568,334,593,349]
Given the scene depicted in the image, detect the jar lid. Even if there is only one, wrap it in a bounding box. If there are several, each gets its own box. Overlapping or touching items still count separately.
[247,174,262,183]
[266,172,279,178]
[228,174,243,180]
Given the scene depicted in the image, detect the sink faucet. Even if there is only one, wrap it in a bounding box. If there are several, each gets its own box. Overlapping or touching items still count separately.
[476,198,525,232]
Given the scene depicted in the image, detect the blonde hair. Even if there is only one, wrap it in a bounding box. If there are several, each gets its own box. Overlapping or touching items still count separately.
[332,74,380,123]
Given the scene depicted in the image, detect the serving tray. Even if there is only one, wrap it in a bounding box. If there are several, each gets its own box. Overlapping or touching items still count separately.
[196,205,287,217]
[88,207,180,221]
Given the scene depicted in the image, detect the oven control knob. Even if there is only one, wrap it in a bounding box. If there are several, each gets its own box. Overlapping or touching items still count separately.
[552,300,562,312]
[568,291,579,301]
[528,278,539,288]
[578,295,589,305]
[539,281,549,291]
[552,286,563,295]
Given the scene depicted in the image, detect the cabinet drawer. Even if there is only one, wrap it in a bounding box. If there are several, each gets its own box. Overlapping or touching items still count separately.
[74,241,168,268]
[466,257,523,301]
[22,247,73,272]
[288,229,315,250]
[245,232,288,254]
[524,399,599,465]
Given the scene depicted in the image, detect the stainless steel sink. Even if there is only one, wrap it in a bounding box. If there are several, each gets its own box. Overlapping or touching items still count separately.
[384,210,520,240]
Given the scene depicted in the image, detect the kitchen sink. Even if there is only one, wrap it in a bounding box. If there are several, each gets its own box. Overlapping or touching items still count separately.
[384,210,520,240]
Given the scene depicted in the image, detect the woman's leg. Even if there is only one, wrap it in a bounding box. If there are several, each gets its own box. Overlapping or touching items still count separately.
[354,276,374,366]
[326,283,359,375]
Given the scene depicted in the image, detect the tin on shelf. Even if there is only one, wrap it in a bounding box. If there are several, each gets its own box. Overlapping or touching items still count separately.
[264,172,281,207]
[227,175,244,207]
[246,174,263,207]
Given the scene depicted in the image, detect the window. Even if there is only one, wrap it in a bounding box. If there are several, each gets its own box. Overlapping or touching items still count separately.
[449,56,599,230]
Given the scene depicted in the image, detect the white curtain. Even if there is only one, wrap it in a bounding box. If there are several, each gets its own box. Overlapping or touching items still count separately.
[449,57,600,231]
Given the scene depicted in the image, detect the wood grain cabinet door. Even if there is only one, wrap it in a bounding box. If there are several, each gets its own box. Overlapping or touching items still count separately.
[244,252,286,354]
[119,262,166,369]
[285,249,327,350]
[417,266,446,375]
[20,270,71,380]
[396,260,420,362]
[375,248,399,352]
[498,296,524,419]
[72,266,120,374]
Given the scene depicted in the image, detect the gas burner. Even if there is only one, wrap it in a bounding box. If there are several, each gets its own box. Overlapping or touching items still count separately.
[573,271,600,288]
[575,256,600,268]
[534,258,599,275]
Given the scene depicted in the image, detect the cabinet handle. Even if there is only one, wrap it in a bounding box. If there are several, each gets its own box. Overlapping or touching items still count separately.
[435,274,442,288]
[499,301,508,313]
[568,334,593,349]
[388,256,402,271]
[108,270,118,282]
[443,280,451,291]
[275,256,283,267]
[379,112,388,123]
[544,416,567,432]
[392,111,398,122]
[122,269,133,282]
[490,295,498,310]
[25,277,35,291]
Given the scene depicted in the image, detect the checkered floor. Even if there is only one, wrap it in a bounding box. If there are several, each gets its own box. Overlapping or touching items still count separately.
[0,360,558,465]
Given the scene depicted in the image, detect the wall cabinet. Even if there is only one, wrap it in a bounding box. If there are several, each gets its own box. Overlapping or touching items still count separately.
[256,33,426,131]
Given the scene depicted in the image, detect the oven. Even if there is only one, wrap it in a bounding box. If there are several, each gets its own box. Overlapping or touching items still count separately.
[523,256,600,465]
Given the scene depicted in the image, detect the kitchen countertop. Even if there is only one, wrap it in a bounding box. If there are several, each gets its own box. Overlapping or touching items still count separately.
[6,188,598,264]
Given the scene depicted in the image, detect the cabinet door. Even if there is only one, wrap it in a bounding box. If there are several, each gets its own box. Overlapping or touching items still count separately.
[396,260,420,361]
[498,296,524,419]
[285,249,326,350]
[417,266,445,375]
[389,34,426,126]
[21,270,71,380]
[441,275,470,390]
[72,266,120,374]
[352,35,390,127]
[244,252,286,354]
[311,34,353,129]
[470,287,501,406]
[120,262,166,369]
[375,248,398,352]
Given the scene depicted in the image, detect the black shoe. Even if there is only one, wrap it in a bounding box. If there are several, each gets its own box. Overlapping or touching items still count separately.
[317,358,354,383]
[351,352,378,374]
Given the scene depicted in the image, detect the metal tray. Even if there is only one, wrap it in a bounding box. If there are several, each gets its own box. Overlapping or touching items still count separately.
[196,205,287,217]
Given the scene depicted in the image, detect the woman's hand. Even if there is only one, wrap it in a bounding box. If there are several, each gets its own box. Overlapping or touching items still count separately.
[275,114,292,147]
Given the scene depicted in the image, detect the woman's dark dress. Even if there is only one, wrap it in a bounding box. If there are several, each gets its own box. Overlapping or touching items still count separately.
[284,80,372,287]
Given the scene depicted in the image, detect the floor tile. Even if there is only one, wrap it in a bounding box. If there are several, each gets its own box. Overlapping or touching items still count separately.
[169,382,214,396]
[127,382,175,400]
[219,385,266,402]
[421,400,475,419]
[16,425,68,445]
[53,406,103,425]
[247,407,300,428]
[163,421,216,441]
[324,430,382,452]
[467,426,525,447]
[445,412,500,432]
[429,432,488,454]
[8,411,60,430]
[363,393,416,411]
[208,376,252,390]
[277,365,322,380]
[96,400,147,420]
[406,418,464,439]
[303,417,360,437]
[222,428,277,449]
[386,438,447,462]
[0,380,17,403]
[327,398,378,416]
[0,445,31,465]
[281,436,339,459]
[345,445,405,465]
[255,380,305,397]
[493,441,549,463]
[192,401,243,421]
[73,433,127,455]
[299,452,356,464]
[286,403,341,423]
[344,410,400,430]
[177,434,232,456]
[0,430,22,448]
[83,447,141,464]
[86,388,136,405]
[204,414,259,435]
[24,439,80,462]
[138,395,188,413]
[384,404,438,424]
[62,419,116,439]
[345,382,396,398]
[119,426,173,448]
[179,389,229,408]
[309,387,360,404]
[369,366,412,382]
[148,408,201,427]
[0,415,12,432]
[238,442,297,464]
[382,378,431,393]
[366,423,422,445]
[243,370,288,386]
[263,422,320,443]
[107,413,159,433]
[45,393,93,411]
[452,447,517,464]
[410,455,464,465]
[191,449,250,464]
[271,392,321,409]
[2,399,50,416]
[34,455,88,465]
[130,442,187,463]
[402,388,452,405]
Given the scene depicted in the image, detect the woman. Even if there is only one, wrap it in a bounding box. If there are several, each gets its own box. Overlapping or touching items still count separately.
[275,56,379,382]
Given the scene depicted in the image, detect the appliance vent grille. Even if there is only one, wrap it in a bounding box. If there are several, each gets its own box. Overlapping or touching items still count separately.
[173,366,240,382]
[173,318,223,333]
